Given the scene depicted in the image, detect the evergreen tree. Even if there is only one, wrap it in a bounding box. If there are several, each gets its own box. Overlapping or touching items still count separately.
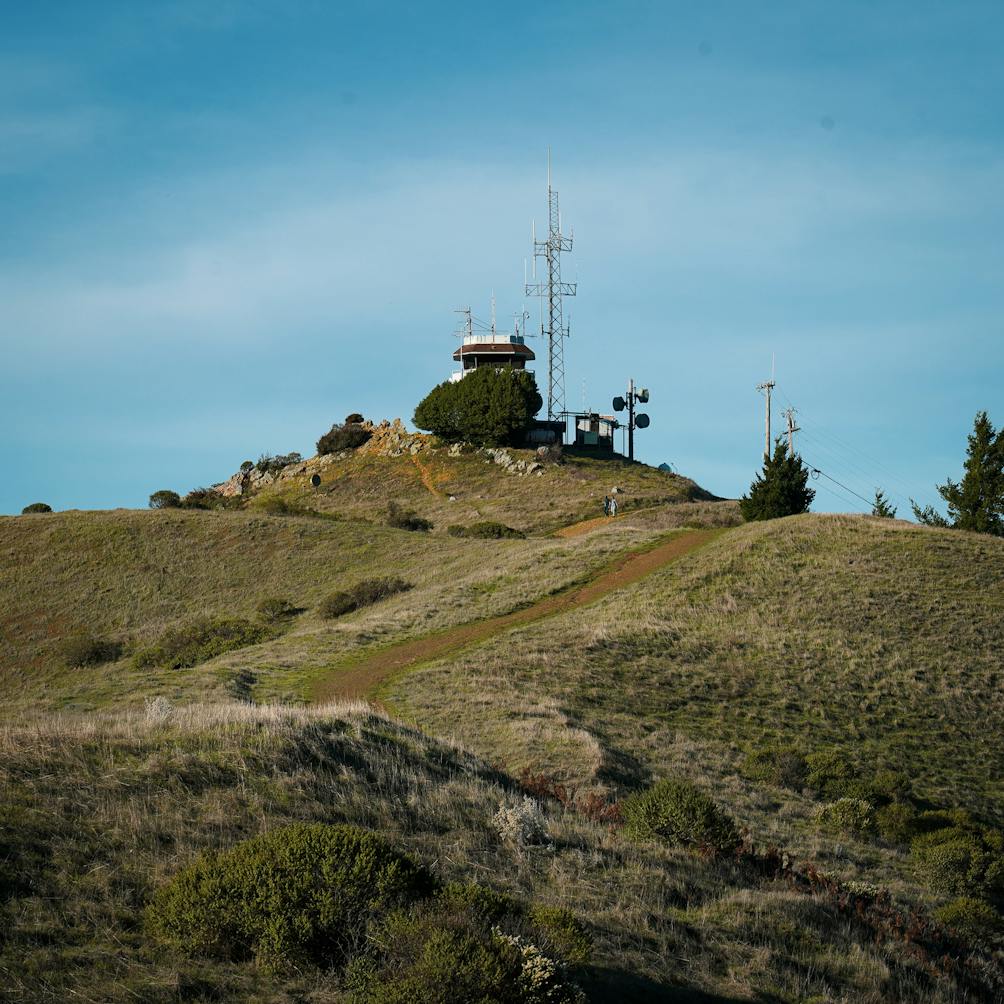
[739,440,815,521]
[871,489,897,519]
[413,366,541,447]
[911,411,1004,535]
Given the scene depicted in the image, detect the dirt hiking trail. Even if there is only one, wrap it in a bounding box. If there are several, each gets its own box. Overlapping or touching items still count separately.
[312,527,719,705]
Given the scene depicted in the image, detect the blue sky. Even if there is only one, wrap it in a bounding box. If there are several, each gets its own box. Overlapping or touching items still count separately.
[3,1,1002,516]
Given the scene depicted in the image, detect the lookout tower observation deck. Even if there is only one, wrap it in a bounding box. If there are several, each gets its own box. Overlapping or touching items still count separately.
[451,332,535,382]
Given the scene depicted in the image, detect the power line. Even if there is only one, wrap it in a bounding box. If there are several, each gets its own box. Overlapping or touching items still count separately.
[802,459,876,511]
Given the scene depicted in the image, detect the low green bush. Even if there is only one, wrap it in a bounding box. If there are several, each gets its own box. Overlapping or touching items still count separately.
[58,634,124,668]
[317,423,371,455]
[386,502,432,532]
[933,897,1002,939]
[343,899,585,1004]
[255,452,303,476]
[181,487,228,510]
[911,825,1004,900]
[255,597,298,623]
[20,502,52,514]
[802,750,907,807]
[528,904,592,965]
[876,802,920,844]
[319,577,412,620]
[447,522,525,539]
[815,798,875,837]
[133,617,274,670]
[147,823,434,973]
[622,778,739,854]
[148,490,182,509]
[740,744,807,788]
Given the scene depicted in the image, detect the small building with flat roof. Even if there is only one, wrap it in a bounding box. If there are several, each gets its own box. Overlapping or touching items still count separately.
[451,332,535,382]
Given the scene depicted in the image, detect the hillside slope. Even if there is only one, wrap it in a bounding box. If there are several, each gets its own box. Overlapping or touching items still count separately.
[393,515,1004,819]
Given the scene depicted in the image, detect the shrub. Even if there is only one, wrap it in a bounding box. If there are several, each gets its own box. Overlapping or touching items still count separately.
[386,501,432,532]
[911,825,1004,899]
[740,744,807,788]
[493,798,548,847]
[345,412,364,424]
[622,778,739,854]
[804,749,856,799]
[528,905,592,965]
[317,423,371,455]
[58,634,124,668]
[255,596,298,623]
[447,521,525,539]
[933,897,1002,939]
[413,365,543,446]
[181,487,226,510]
[148,490,182,509]
[318,577,412,619]
[133,617,274,670]
[255,452,303,476]
[20,502,52,514]
[815,798,875,837]
[147,823,434,972]
[876,802,921,844]
[240,460,254,473]
[344,901,585,1004]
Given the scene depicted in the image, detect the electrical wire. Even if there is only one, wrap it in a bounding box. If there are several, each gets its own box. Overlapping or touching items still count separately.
[801,460,876,511]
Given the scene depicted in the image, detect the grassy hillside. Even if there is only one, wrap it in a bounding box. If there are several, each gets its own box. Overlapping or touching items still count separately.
[2,503,712,717]
[2,702,995,1003]
[391,515,1004,819]
[5,463,1004,1002]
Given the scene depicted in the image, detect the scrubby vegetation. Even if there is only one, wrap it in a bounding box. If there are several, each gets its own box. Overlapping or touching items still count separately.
[255,452,304,476]
[133,616,275,669]
[448,521,525,539]
[58,633,125,668]
[622,778,739,854]
[317,421,371,455]
[386,500,432,531]
[20,501,52,513]
[413,366,542,446]
[148,489,182,509]
[255,596,299,623]
[319,577,412,620]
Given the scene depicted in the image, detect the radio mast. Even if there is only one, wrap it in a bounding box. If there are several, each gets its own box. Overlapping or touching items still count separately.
[525,150,577,420]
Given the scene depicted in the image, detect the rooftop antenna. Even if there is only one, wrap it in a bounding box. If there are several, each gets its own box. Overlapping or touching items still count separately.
[490,290,496,336]
[525,149,577,420]
[756,356,776,460]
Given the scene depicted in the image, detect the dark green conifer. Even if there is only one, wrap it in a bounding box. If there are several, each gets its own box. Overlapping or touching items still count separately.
[739,440,815,521]
[911,411,1004,536]
[871,489,897,519]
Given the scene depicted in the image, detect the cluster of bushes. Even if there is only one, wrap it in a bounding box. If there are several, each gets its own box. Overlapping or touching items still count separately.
[622,778,739,855]
[133,616,275,670]
[319,577,411,620]
[149,488,237,511]
[447,521,525,539]
[58,634,125,668]
[147,823,589,1000]
[740,743,1004,936]
[255,452,303,476]
[255,596,300,623]
[413,365,542,447]
[386,501,432,532]
[21,502,52,514]
[317,415,371,456]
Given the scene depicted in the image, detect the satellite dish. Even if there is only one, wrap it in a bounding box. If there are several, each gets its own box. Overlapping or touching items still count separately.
[612,396,625,412]
[635,413,650,429]
[637,388,650,403]
[530,392,543,414]
[310,473,321,488]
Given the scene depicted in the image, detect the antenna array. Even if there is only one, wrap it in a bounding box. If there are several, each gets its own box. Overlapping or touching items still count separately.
[525,151,576,420]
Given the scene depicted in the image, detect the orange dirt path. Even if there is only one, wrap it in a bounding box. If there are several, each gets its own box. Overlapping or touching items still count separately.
[312,528,718,705]
[410,456,442,497]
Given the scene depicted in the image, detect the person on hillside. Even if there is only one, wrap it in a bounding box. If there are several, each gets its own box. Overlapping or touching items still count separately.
[609,496,618,517]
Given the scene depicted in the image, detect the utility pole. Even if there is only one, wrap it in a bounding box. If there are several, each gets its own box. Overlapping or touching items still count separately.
[756,378,775,459]
[783,407,800,457]
[525,150,576,422]
[627,378,635,462]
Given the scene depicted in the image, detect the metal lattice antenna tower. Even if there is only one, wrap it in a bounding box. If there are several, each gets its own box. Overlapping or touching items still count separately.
[525,150,576,419]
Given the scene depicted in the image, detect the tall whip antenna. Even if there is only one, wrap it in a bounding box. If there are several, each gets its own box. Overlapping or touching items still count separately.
[525,148,576,420]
